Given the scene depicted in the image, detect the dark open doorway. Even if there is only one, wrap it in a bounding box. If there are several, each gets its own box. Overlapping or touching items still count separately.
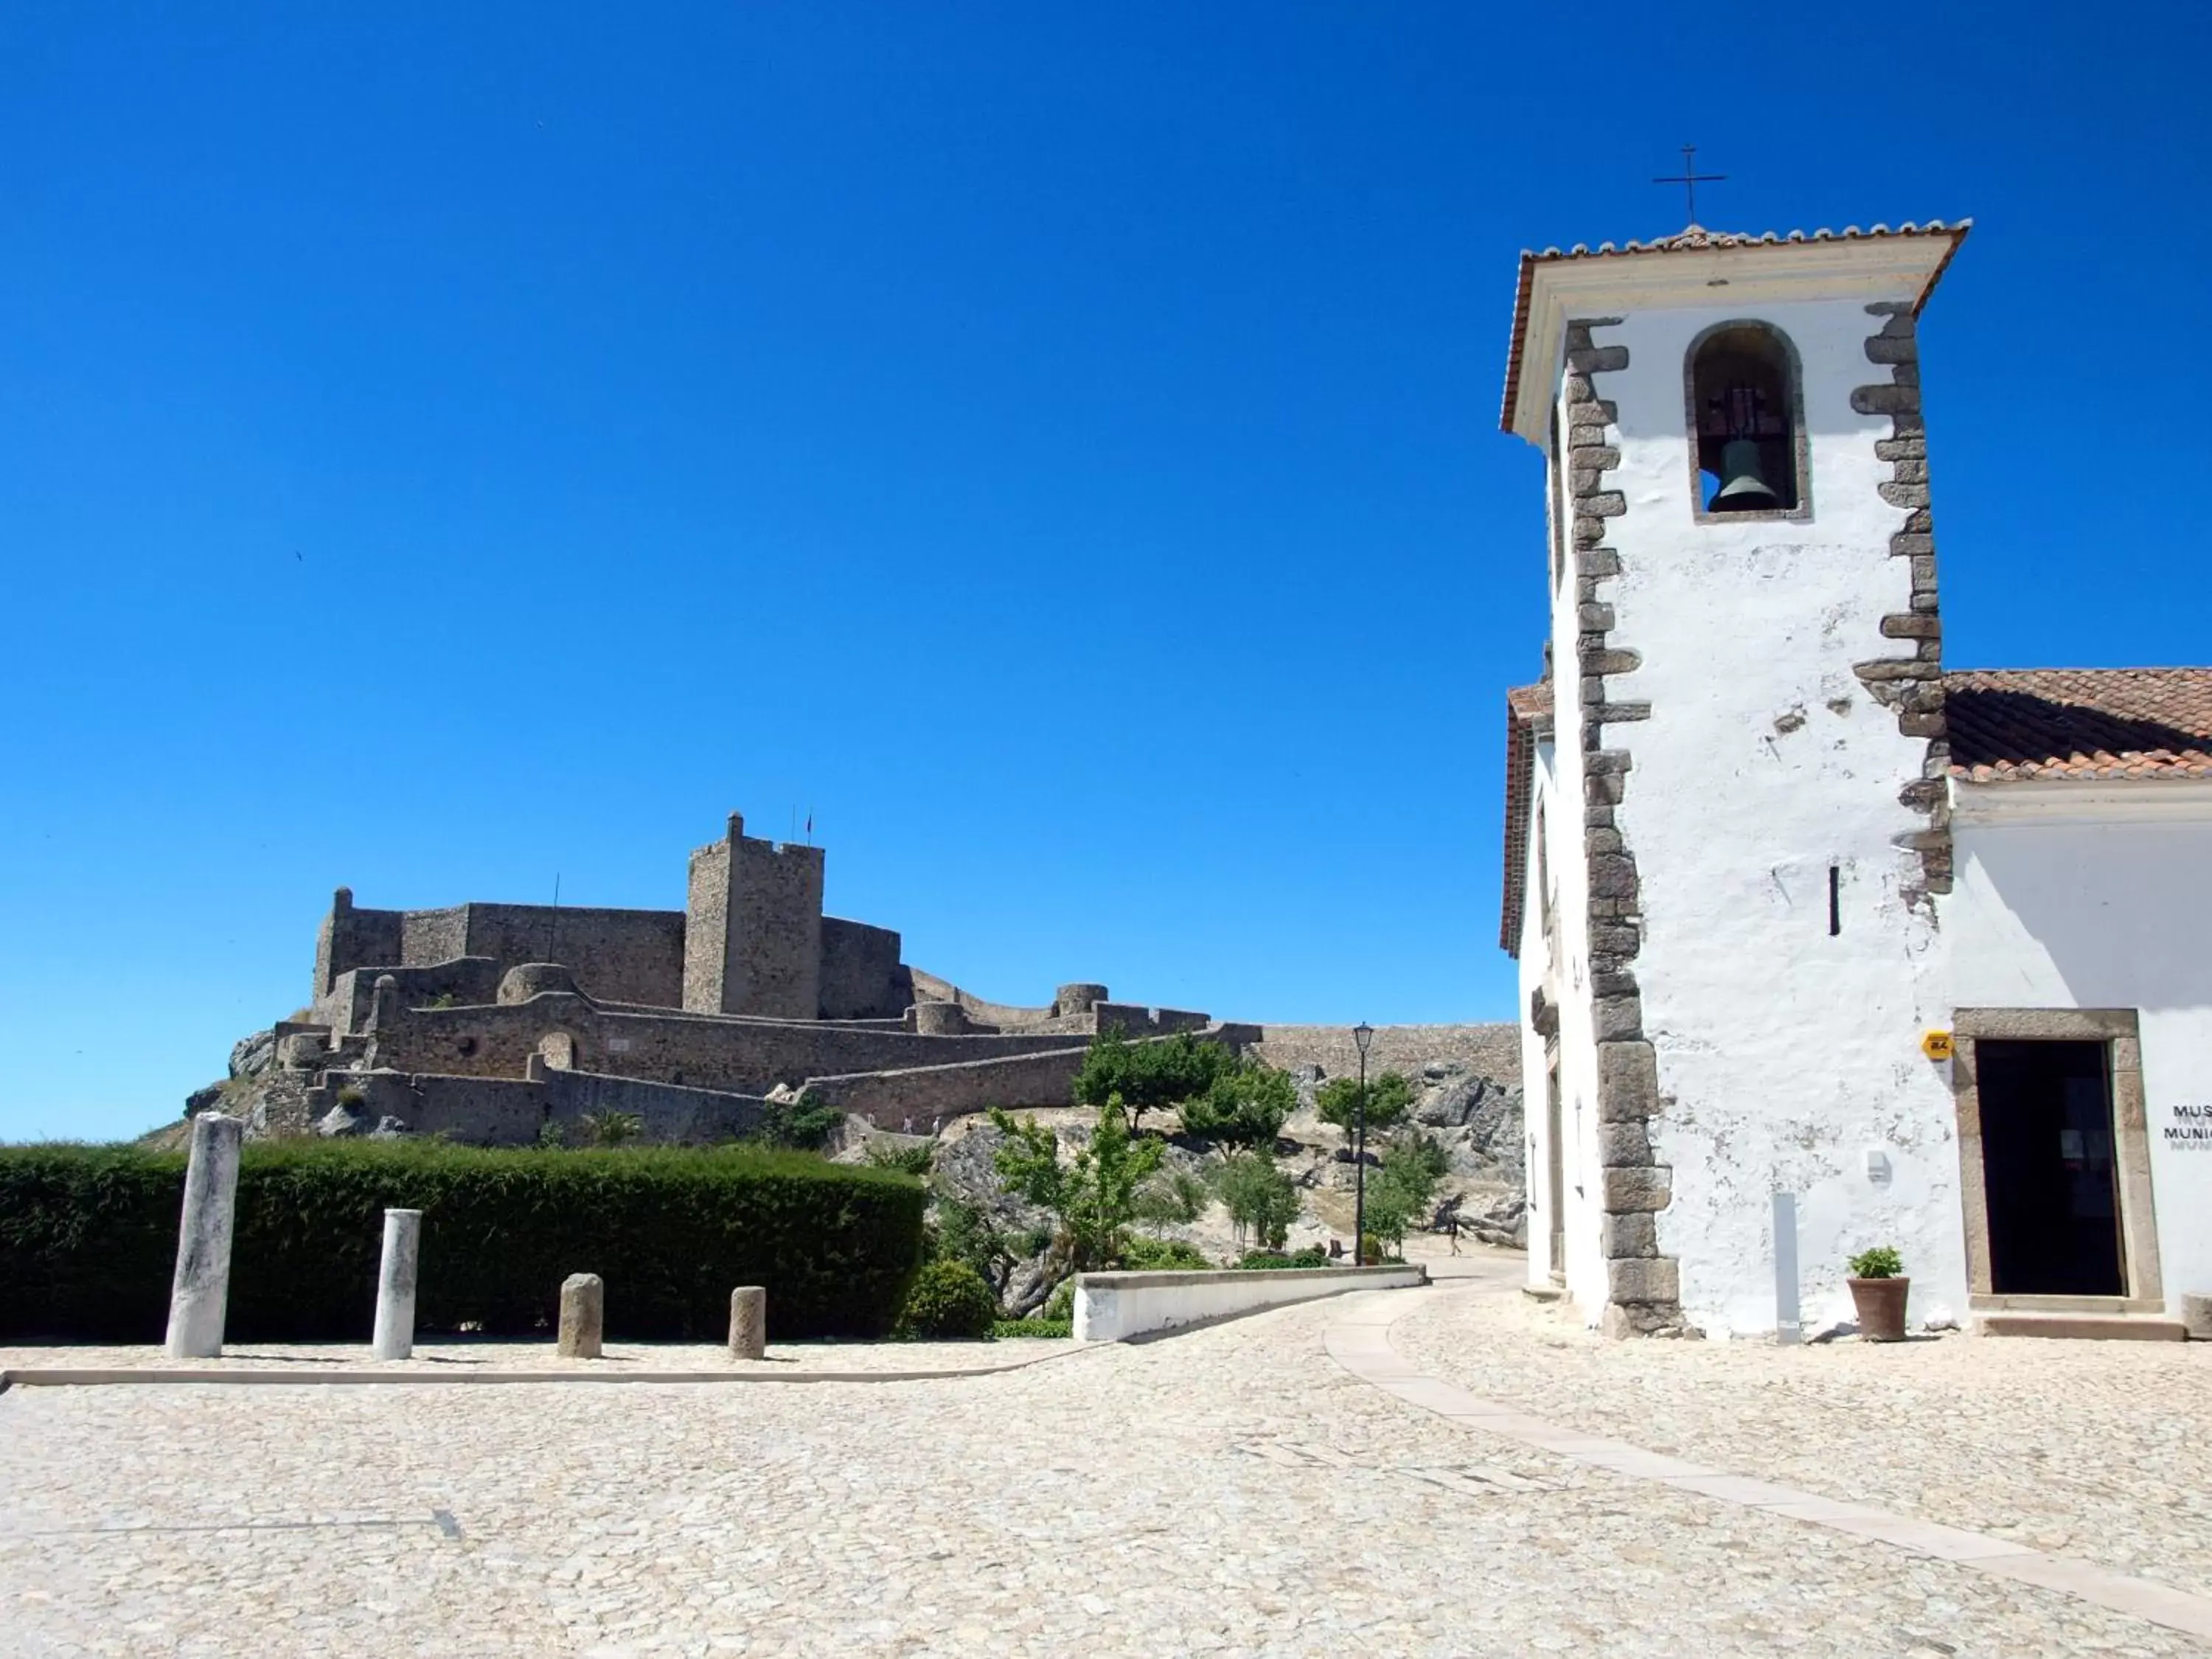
[1977,1039,2126,1296]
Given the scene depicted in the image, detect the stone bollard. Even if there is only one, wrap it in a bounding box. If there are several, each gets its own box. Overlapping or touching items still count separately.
[372,1209,423,1360]
[728,1286,767,1360]
[557,1273,604,1359]
[165,1113,245,1359]
[2183,1293,2212,1342]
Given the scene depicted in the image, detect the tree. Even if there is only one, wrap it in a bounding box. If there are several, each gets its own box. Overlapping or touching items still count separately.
[989,1096,1164,1270]
[1178,1059,1296,1146]
[1072,1029,1237,1130]
[1214,1150,1301,1251]
[1315,1071,1413,1144]
[1360,1133,1450,1253]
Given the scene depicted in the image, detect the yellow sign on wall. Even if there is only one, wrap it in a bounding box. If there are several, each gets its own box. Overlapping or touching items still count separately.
[1921,1030,1955,1062]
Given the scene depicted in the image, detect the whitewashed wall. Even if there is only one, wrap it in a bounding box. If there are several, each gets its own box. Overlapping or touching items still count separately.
[1571,299,1967,1337]
[1071,1265,1427,1343]
[1951,785,2212,1315]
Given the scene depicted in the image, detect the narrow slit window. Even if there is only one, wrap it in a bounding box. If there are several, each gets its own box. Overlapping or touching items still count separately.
[1828,864,1841,936]
[1688,322,1803,515]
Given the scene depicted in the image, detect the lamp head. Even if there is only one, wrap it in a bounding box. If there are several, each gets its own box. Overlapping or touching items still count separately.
[1352,1021,1374,1057]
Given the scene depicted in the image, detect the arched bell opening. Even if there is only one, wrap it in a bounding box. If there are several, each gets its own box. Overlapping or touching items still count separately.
[1686,321,1806,517]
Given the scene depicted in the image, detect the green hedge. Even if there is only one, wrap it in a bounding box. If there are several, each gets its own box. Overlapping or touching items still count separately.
[0,1141,925,1343]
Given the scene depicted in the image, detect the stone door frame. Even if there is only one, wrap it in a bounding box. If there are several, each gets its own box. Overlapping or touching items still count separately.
[1950,1007,2163,1309]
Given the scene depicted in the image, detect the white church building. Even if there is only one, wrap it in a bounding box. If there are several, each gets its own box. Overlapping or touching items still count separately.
[1498,220,2212,1339]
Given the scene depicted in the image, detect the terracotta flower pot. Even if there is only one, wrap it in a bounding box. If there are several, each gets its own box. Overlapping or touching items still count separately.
[1848,1276,1910,1342]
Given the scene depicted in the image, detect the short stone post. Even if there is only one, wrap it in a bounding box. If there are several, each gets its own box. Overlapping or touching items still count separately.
[728,1286,767,1360]
[165,1113,244,1359]
[2183,1292,2212,1342]
[371,1209,422,1360]
[557,1273,604,1359]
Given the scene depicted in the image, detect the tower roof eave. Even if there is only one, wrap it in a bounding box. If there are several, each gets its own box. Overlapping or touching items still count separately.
[1499,220,1971,446]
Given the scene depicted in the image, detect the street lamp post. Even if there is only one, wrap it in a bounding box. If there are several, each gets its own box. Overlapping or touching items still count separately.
[1352,1021,1374,1265]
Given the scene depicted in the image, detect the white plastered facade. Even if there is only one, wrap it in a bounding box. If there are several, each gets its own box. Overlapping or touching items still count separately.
[1513,238,1969,1338]
[1509,233,2212,1336]
[1950,781,2212,1317]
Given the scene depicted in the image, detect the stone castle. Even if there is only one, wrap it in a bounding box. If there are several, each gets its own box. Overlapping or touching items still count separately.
[198,811,1518,1158]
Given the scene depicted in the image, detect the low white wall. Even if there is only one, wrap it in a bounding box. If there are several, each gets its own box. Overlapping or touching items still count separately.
[1072,1264,1427,1343]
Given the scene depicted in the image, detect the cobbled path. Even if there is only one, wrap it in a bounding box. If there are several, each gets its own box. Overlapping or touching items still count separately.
[3,1265,2205,1657]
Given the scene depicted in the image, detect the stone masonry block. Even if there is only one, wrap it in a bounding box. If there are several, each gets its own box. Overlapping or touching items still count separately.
[1567,345,1630,373]
[1600,1166,1672,1212]
[1596,1121,1653,1167]
[1600,1212,1657,1259]
[1592,993,1644,1043]
[1588,855,1640,898]
[1851,383,1921,416]
[1881,613,1941,639]
[1607,1256,1680,1304]
[1596,1040,1658,1121]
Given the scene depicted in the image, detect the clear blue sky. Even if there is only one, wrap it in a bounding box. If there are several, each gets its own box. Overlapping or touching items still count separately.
[3,4,2205,1141]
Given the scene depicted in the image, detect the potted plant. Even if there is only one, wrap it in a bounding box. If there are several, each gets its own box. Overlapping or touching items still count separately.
[1846,1246,1910,1342]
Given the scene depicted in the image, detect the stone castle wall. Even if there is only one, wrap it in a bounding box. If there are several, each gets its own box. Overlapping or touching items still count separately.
[1249,1023,1523,1085]
[363,988,1096,1097]
[819,917,909,1020]
[308,1062,768,1147]
[318,890,684,1009]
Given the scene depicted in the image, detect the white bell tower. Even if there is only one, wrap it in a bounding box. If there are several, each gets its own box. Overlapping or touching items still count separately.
[1503,222,1974,1337]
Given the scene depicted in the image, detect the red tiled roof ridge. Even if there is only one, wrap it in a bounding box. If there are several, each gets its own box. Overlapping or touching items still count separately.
[1941,667,2212,783]
[1520,218,1971,262]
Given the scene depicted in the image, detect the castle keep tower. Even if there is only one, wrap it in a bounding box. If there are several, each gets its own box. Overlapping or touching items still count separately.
[683,813,825,1020]
[1501,223,1972,1337]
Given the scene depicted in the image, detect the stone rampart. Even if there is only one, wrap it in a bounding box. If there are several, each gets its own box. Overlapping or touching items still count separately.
[364,992,1100,1096]
[316,891,686,1009]
[307,1064,768,1147]
[1095,1002,1217,1037]
[793,1046,1095,1126]
[1248,1023,1522,1084]
[317,958,504,1034]
[819,917,908,1020]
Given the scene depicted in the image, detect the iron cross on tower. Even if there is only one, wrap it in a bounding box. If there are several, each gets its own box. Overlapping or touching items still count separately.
[1653,145,1725,225]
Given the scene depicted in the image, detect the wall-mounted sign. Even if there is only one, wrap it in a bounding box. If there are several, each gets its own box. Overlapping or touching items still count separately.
[1921,1030,1955,1062]
[2167,1105,2212,1149]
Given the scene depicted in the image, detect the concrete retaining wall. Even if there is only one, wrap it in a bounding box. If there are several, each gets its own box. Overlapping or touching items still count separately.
[1072,1263,1427,1342]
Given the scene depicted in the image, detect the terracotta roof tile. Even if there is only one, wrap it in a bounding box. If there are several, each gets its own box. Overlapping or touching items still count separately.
[1944,669,2212,782]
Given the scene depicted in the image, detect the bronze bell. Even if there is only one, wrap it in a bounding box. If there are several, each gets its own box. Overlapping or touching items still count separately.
[1711,438,1780,512]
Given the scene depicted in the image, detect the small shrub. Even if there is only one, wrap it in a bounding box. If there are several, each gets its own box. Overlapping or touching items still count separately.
[897,1259,998,1339]
[1117,1235,1212,1271]
[1235,1246,1330,1270]
[580,1110,643,1147]
[428,992,458,1009]
[759,1091,844,1151]
[1848,1245,1904,1280]
[1040,1278,1076,1324]
[1131,1168,1207,1233]
[866,1140,934,1177]
[335,1085,366,1109]
[536,1119,568,1149]
[991,1317,1073,1339]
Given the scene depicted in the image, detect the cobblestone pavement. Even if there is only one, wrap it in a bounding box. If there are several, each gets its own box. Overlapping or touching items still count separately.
[4,1270,2205,1658]
[0,1339,1048,1377]
[1394,1277,2212,1604]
